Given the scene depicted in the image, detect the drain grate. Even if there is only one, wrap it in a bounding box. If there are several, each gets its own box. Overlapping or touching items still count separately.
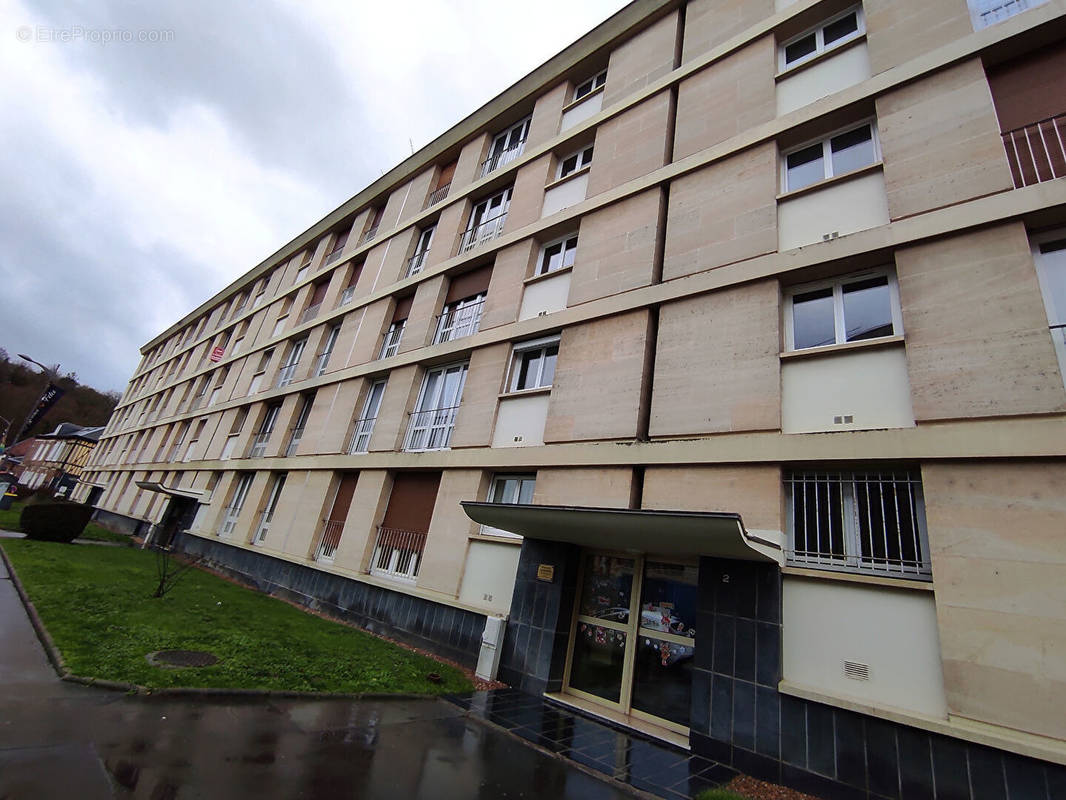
[146,649,219,668]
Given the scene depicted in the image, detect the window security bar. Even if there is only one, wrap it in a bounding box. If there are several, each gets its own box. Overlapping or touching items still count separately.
[299,302,323,325]
[479,139,527,178]
[424,182,451,209]
[457,212,507,254]
[404,404,460,451]
[316,519,345,561]
[433,299,485,344]
[406,249,430,278]
[370,526,427,582]
[347,416,376,454]
[380,325,404,359]
[1003,113,1066,188]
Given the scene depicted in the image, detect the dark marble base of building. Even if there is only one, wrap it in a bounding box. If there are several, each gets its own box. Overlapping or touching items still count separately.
[91,507,148,537]
[174,532,486,669]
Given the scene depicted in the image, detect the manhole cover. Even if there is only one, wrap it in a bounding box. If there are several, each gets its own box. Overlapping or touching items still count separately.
[146,649,219,668]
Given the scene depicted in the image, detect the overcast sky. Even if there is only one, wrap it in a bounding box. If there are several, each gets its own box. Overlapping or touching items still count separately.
[0,0,629,393]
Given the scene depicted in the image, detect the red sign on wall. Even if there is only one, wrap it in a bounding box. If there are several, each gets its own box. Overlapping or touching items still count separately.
[209,346,225,362]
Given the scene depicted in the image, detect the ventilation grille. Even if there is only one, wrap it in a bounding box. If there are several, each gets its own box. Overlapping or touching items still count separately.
[843,660,871,681]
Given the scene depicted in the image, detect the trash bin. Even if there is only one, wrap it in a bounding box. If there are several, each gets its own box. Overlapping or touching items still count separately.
[0,492,15,511]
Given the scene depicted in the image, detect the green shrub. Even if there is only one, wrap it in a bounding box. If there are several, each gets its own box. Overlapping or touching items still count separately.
[20,501,93,543]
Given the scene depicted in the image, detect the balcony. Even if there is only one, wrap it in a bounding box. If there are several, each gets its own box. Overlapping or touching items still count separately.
[316,519,344,562]
[299,302,322,325]
[370,526,427,582]
[360,226,380,245]
[434,299,484,344]
[346,416,377,454]
[479,140,526,178]
[1003,113,1066,188]
[457,213,507,254]
[423,182,451,209]
[406,249,430,278]
[379,325,404,359]
[404,405,459,452]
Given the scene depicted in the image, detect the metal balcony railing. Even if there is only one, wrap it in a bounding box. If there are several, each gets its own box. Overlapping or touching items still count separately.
[1003,113,1066,188]
[276,363,298,388]
[248,432,270,459]
[434,299,484,344]
[253,509,273,543]
[316,519,345,561]
[406,249,430,278]
[370,526,427,582]
[424,182,451,209]
[404,405,459,452]
[323,247,346,266]
[314,350,332,377]
[457,212,507,254]
[361,226,380,245]
[299,302,322,325]
[337,286,356,307]
[379,325,404,359]
[478,140,526,178]
[346,416,376,454]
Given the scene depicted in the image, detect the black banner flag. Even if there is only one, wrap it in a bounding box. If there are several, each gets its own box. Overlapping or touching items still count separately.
[14,382,65,441]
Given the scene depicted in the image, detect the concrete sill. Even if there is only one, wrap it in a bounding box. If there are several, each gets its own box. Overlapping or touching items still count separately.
[779,334,904,361]
[774,34,867,82]
[544,165,592,193]
[776,161,883,202]
[781,565,932,591]
[523,264,573,286]
[560,84,605,114]
[497,386,552,400]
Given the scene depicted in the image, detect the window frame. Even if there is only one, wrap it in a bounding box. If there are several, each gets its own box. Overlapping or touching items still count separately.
[557,144,594,180]
[506,335,561,393]
[481,473,537,540]
[784,267,903,352]
[778,5,865,73]
[780,119,881,194]
[537,232,579,276]
[573,70,607,102]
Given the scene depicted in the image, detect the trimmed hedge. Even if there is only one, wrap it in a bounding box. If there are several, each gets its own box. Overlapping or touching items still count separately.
[20,501,93,543]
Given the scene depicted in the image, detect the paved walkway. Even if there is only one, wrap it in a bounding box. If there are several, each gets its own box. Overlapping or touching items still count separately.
[0,552,635,799]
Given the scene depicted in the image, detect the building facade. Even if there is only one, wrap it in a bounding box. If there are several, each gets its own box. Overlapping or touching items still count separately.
[79,0,1066,796]
[20,423,103,496]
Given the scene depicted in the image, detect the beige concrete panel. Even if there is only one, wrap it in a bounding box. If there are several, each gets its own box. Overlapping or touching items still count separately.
[528,82,569,149]
[458,540,521,614]
[569,189,661,306]
[650,281,780,436]
[353,241,391,300]
[533,467,634,508]
[426,201,468,269]
[519,270,572,321]
[417,469,483,596]
[481,241,535,331]
[378,228,419,285]
[778,171,890,251]
[544,310,649,442]
[541,173,589,217]
[865,0,972,75]
[663,143,777,280]
[603,10,679,108]
[561,90,604,131]
[231,471,270,542]
[682,0,774,63]
[379,179,413,233]
[450,343,509,449]
[349,300,390,367]
[642,465,783,532]
[302,382,350,456]
[319,309,361,373]
[339,469,391,571]
[776,42,871,116]
[506,154,553,231]
[368,365,419,453]
[398,168,436,225]
[876,59,1013,220]
[923,461,1066,738]
[675,36,775,160]
[897,224,1066,420]
[264,394,300,458]
[398,276,447,355]
[453,133,491,194]
[492,392,550,448]
[587,91,671,196]
[274,470,333,559]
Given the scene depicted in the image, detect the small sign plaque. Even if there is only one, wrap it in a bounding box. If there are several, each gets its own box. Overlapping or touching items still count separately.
[536,564,555,583]
[209,346,225,362]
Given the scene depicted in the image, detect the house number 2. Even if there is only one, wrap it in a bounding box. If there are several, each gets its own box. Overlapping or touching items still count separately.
[721,574,730,583]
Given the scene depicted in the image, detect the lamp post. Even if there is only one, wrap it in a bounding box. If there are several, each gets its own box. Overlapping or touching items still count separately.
[10,354,65,446]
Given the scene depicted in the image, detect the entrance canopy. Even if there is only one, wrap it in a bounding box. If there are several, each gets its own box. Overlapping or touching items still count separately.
[460,502,780,562]
[135,481,206,501]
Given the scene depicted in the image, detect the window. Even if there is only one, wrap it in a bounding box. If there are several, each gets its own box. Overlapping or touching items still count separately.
[219,472,254,538]
[782,121,879,193]
[380,320,405,359]
[480,116,532,177]
[785,269,902,350]
[339,264,362,306]
[248,348,274,395]
[249,402,281,458]
[538,234,578,276]
[574,70,606,101]
[459,187,512,253]
[315,324,342,376]
[482,474,536,539]
[557,144,594,179]
[785,469,930,578]
[362,207,384,244]
[253,473,286,544]
[324,229,349,265]
[276,337,307,387]
[780,7,864,71]
[286,393,315,457]
[405,363,468,451]
[434,293,486,344]
[968,0,1048,29]
[294,258,311,285]
[508,337,559,391]
[406,226,435,277]
[348,379,386,454]
[221,407,247,460]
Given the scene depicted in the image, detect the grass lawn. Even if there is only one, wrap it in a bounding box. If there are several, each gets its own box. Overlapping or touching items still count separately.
[0,501,131,543]
[695,790,747,800]
[1,539,473,695]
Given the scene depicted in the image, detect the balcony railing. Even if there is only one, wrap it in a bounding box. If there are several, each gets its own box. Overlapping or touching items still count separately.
[218,509,241,539]
[347,416,376,454]
[457,212,507,254]
[299,302,322,325]
[404,405,459,452]
[434,299,485,344]
[337,286,356,307]
[316,519,345,561]
[276,363,298,388]
[424,182,451,209]
[361,226,380,245]
[253,509,273,543]
[370,526,427,582]
[248,432,270,458]
[323,247,347,266]
[479,140,526,178]
[406,249,430,278]
[1003,113,1066,188]
[380,325,404,359]
[285,428,304,457]
[314,350,332,376]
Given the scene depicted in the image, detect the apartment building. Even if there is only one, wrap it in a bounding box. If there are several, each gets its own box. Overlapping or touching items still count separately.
[77,0,1066,796]
[19,423,103,496]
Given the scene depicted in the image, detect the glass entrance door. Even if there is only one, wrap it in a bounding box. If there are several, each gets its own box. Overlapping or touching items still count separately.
[564,553,699,732]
